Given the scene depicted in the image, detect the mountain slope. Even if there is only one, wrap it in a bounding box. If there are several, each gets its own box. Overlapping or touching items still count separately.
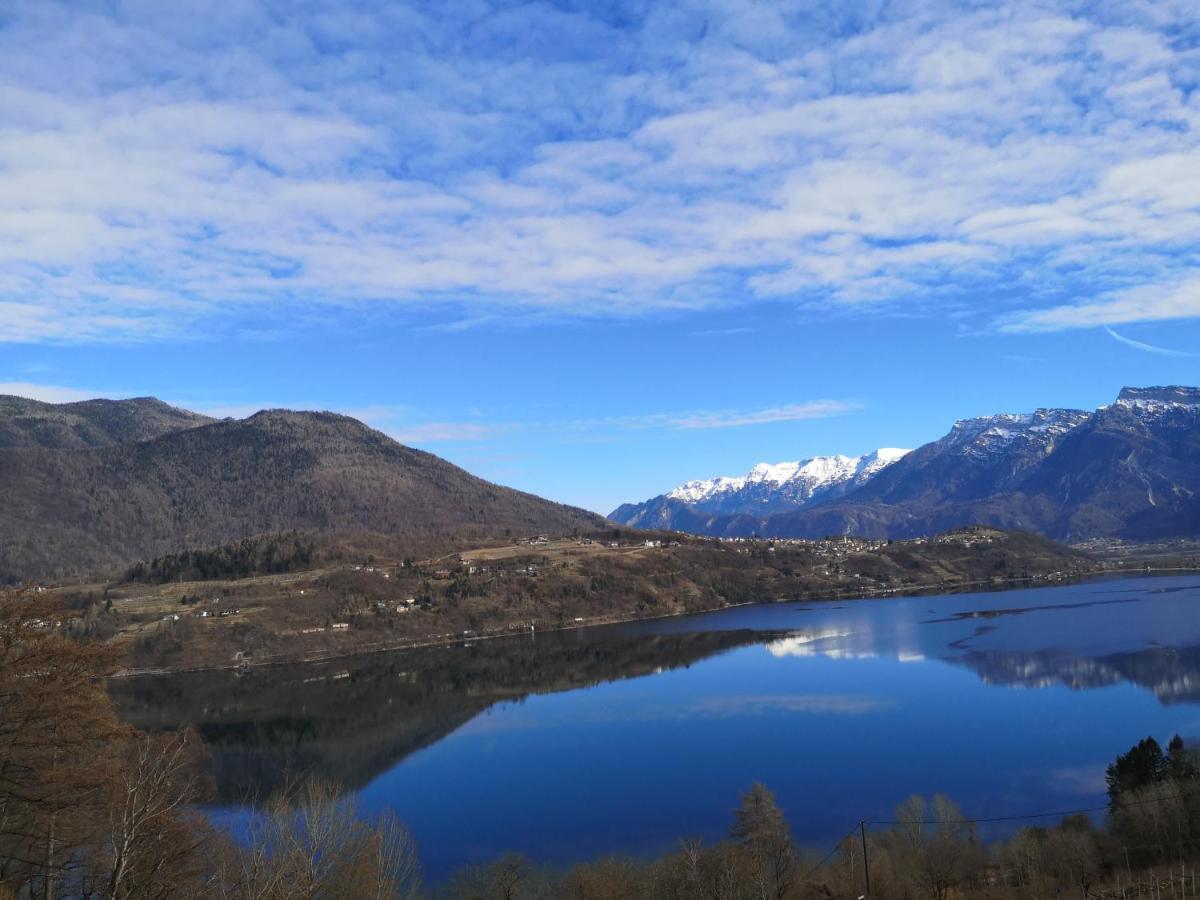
[610,448,910,528]
[0,401,606,582]
[0,395,213,449]
[1020,387,1200,540]
[611,387,1200,543]
[847,409,1088,506]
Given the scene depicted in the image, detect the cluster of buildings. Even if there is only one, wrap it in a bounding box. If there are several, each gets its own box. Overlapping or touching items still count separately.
[192,605,240,619]
[716,534,892,557]
[930,530,998,548]
[350,565,390,578]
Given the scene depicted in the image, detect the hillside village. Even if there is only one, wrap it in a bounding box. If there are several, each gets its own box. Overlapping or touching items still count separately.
[15,525,1133,674]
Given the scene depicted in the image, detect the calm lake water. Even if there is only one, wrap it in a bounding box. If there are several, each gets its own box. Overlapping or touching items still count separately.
[111,574,1200,881]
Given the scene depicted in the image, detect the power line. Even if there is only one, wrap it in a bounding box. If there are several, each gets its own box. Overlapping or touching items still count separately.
[868,779,1200,827]
[791,777,1200,890]
[794,791,1200,895]
[799,784,1200,881]
[868,803,1109,826]
[799,825,858,882]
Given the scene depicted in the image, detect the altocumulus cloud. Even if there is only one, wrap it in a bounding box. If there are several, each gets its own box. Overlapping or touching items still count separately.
[2,0,1200,340]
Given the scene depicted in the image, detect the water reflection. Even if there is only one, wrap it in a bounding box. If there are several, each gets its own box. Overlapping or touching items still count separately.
[110,575,1200,880]
[753,578,1200,706]
[762,622,1200,704]
[955,646,1200,704]
[111,627,774,800]
[112,576,1200,804]
[764,629,859,658]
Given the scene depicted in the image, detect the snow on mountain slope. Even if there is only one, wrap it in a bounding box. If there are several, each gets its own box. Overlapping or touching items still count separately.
[610,386,1200,543]
[1112,386,1200,416]
[650,448,911,516]
[940,409,1090,462]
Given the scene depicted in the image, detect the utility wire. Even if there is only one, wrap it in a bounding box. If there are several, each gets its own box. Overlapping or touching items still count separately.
[798,795,1200,892]
[798,826,859,882]
[794,781,1200,887]
[868,779,1200,827]
[868,803,1109,826]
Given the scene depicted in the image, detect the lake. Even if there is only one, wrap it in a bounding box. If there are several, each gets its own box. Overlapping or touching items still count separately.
[110,573,1200,881]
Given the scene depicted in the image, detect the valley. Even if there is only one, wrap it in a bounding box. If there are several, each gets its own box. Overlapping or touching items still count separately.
[108,573,1200,882]
[8,390,1200,677]
[4,390,1200,891]
[39,525,1126,674]
[6,7,1200,894]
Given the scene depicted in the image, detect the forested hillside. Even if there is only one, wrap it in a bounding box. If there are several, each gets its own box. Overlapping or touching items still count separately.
[0,399,605,582]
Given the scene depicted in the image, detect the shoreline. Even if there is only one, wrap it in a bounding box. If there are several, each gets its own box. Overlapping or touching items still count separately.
[110,563,1195,680]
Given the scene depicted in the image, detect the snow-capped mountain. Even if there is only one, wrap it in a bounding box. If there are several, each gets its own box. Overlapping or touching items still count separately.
[608,387,1200,543]
[610,449,910,527]
[665,449,911,512]
[859,407,1092,502]
[1111,386,1200,416]
[946,409,1089,454]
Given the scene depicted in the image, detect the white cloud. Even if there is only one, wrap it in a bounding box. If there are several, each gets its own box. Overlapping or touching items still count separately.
[664,400,857,429]
[387,399,857,446]
[1003,277,1200,332]
[693,326,754,336]
[387,422,513,444]
[0,382,121,403]
[687,693,893,717]
[1,1,1198,340]
[1105,327,1198,358]
[0,381,854,448]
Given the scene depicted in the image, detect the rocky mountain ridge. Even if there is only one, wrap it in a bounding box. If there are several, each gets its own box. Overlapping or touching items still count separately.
[611,386,1200,543]
[610,448,910,528]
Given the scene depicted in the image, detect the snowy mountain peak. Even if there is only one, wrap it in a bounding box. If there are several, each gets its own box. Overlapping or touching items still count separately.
[949,411,1066,439]
[747,460,806,484]
[951,412,1031,432]
[936,408,1090,465]
[667,475,746,503]
[1114,386,1200,412]
[663,449,911,511]
[609,386,1200,542]
[861,447,910,469]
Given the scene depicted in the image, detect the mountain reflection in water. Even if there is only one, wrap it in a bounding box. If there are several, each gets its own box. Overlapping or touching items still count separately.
[747,581,1200,705]
[109,575,1200,881]
[761,626,1200,703]
[110,627,774,800]
[111,577,1200,803]
[954,646,1200,704]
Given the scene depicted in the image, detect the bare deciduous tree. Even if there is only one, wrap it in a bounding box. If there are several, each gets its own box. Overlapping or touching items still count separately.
[729,782,797,900]
[99,730,212,900]
[222,778,420,900]
[889,793,982,900]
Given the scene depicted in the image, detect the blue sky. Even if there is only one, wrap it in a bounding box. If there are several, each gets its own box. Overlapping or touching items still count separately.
[2,0,1199,514]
